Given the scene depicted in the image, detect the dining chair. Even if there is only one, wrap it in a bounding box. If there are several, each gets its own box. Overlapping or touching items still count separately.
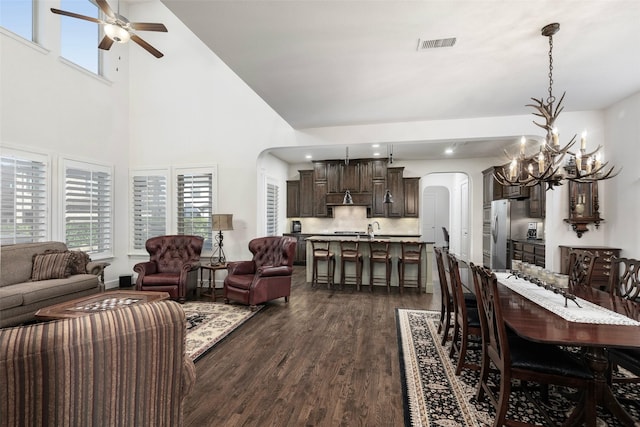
[446,252,481,375]
[608,256,640,300]
[567,249,597,288]
[470,264,596,427]
[434,247,453,344]
[607,285,640,390]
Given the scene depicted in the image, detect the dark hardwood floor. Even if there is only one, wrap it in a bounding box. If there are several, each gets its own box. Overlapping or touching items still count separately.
[184,265,440,427]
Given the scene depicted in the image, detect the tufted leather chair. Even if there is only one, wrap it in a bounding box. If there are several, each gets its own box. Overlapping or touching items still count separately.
[134,235,204,303]
[223,236,296,310]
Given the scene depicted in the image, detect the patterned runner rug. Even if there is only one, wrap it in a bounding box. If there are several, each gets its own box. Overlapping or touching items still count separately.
[396,308,640,427]
[183,302,263,361]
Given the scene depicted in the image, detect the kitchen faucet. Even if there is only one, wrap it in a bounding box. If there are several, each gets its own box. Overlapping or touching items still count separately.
[367,221,381,239]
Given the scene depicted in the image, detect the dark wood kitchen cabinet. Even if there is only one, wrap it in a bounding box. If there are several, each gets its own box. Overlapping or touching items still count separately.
[372,180,387,217]
[340,162,360,192]
[528,181,546,218]
[482,166,503,207]
[313,181,328,217]
[386,167,405,217]
[359,160,373,192]
[283,233,310,265]
[326,162,341,193]
[403,177,419,217]
[286,180,300,218]
[299,170,314,217]
[372,159,387,180]
[313,161,327,182]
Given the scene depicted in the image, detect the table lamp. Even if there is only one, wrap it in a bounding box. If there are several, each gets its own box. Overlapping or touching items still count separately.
[211,214,233,265]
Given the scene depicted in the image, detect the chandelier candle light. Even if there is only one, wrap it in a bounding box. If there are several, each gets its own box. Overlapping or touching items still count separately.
[494,23,619,191]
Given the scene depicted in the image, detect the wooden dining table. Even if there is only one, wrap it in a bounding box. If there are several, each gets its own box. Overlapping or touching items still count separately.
[495,273,640,427]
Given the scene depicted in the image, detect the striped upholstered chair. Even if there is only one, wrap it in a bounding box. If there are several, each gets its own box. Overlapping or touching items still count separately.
[0,300,196,426]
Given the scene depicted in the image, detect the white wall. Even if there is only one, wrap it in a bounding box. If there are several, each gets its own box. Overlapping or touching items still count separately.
[3,1,638,287]
[1,1,131,286]
[127,2,296,266]
[604,91,640,256]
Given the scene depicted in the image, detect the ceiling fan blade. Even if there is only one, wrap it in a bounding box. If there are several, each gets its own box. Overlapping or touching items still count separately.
[95,0,115,19]
[131,34,164,58]
[50,8,102,24]
[130,22,168,32]
[98,35,115,51]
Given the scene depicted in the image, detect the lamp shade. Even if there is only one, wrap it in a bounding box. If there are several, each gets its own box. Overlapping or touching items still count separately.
[212,214,233,231]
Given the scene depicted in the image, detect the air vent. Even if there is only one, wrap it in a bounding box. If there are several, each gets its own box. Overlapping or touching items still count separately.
[417,37,456,51]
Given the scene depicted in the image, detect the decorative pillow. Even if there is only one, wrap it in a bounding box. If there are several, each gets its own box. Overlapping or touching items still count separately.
[41,249,91,275]
[67,251,91,275]
[31,252,72,281]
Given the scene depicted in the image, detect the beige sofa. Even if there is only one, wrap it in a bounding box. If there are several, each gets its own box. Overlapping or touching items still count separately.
[0,241,107,328]
[0,300,196,426]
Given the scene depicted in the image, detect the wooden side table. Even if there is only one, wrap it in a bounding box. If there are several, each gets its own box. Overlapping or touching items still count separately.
[199,263,228,301]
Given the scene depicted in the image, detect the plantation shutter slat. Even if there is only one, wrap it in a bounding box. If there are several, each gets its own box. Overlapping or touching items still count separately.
[266,182,278,236]
[0,155,48,244]
[64,165,112,255]
[132,174,167,250]
[177,172,212,250]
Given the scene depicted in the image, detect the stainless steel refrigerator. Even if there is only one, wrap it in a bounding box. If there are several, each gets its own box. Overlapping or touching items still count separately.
[490,199,510,270]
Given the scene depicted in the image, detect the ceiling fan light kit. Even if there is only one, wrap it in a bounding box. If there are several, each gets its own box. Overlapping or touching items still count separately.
[104,23,130,43]
[51,0,167,58]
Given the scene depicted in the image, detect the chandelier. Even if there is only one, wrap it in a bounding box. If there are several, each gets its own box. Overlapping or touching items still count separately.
[494,23,619,191]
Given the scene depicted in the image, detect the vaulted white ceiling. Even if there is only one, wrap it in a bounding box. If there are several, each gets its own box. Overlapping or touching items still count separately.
[158,0,640,162]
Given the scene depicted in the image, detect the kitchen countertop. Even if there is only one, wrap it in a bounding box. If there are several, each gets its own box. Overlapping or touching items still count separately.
[511,238,546,245]
[285,232,421,238]
[306,235,432,243]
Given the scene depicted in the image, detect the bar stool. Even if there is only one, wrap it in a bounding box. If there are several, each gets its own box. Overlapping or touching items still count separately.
[398,241,424,294]
[368,240,391,293]
[339,240,363,290]
[311,240,335,288]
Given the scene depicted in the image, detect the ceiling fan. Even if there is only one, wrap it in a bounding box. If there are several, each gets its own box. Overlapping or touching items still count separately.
[51,0,167,58]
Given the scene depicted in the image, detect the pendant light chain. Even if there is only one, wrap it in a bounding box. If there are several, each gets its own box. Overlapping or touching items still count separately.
[547,34,555,105]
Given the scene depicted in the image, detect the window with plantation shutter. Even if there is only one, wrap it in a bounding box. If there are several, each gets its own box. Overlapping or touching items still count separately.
[177,171,213,251]
[266,182,279,236]
[0,151,48,244]
[132,173,168,250]
[64,160,112,257]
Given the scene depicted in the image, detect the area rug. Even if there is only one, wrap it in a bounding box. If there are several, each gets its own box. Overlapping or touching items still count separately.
[183,302,263,361]
[396,308,640,427]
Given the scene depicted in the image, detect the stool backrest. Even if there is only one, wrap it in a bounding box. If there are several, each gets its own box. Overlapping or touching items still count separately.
[401,241,424,261]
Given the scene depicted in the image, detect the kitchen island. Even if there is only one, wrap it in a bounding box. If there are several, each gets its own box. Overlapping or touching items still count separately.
[305,236,434,293]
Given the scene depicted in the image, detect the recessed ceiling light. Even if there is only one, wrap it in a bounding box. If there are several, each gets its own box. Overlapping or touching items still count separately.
[305,154,312,159]
[445,148,454,155]
[372,144,380,148]
[373,152,380,157]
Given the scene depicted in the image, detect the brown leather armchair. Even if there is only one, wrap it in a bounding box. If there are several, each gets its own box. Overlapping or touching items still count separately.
[134,235,204,303]
[224,236,296,310]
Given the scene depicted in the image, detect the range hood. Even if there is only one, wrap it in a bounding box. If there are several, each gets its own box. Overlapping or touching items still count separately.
[325,192,372,206]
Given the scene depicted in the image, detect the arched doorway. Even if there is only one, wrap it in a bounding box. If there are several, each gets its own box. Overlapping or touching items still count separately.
[421,172,470,261]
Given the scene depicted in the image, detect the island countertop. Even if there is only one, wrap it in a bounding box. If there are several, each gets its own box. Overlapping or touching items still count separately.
[305,237,435,293]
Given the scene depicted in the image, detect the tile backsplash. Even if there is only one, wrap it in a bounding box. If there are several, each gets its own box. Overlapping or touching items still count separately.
[288,206,420,235]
